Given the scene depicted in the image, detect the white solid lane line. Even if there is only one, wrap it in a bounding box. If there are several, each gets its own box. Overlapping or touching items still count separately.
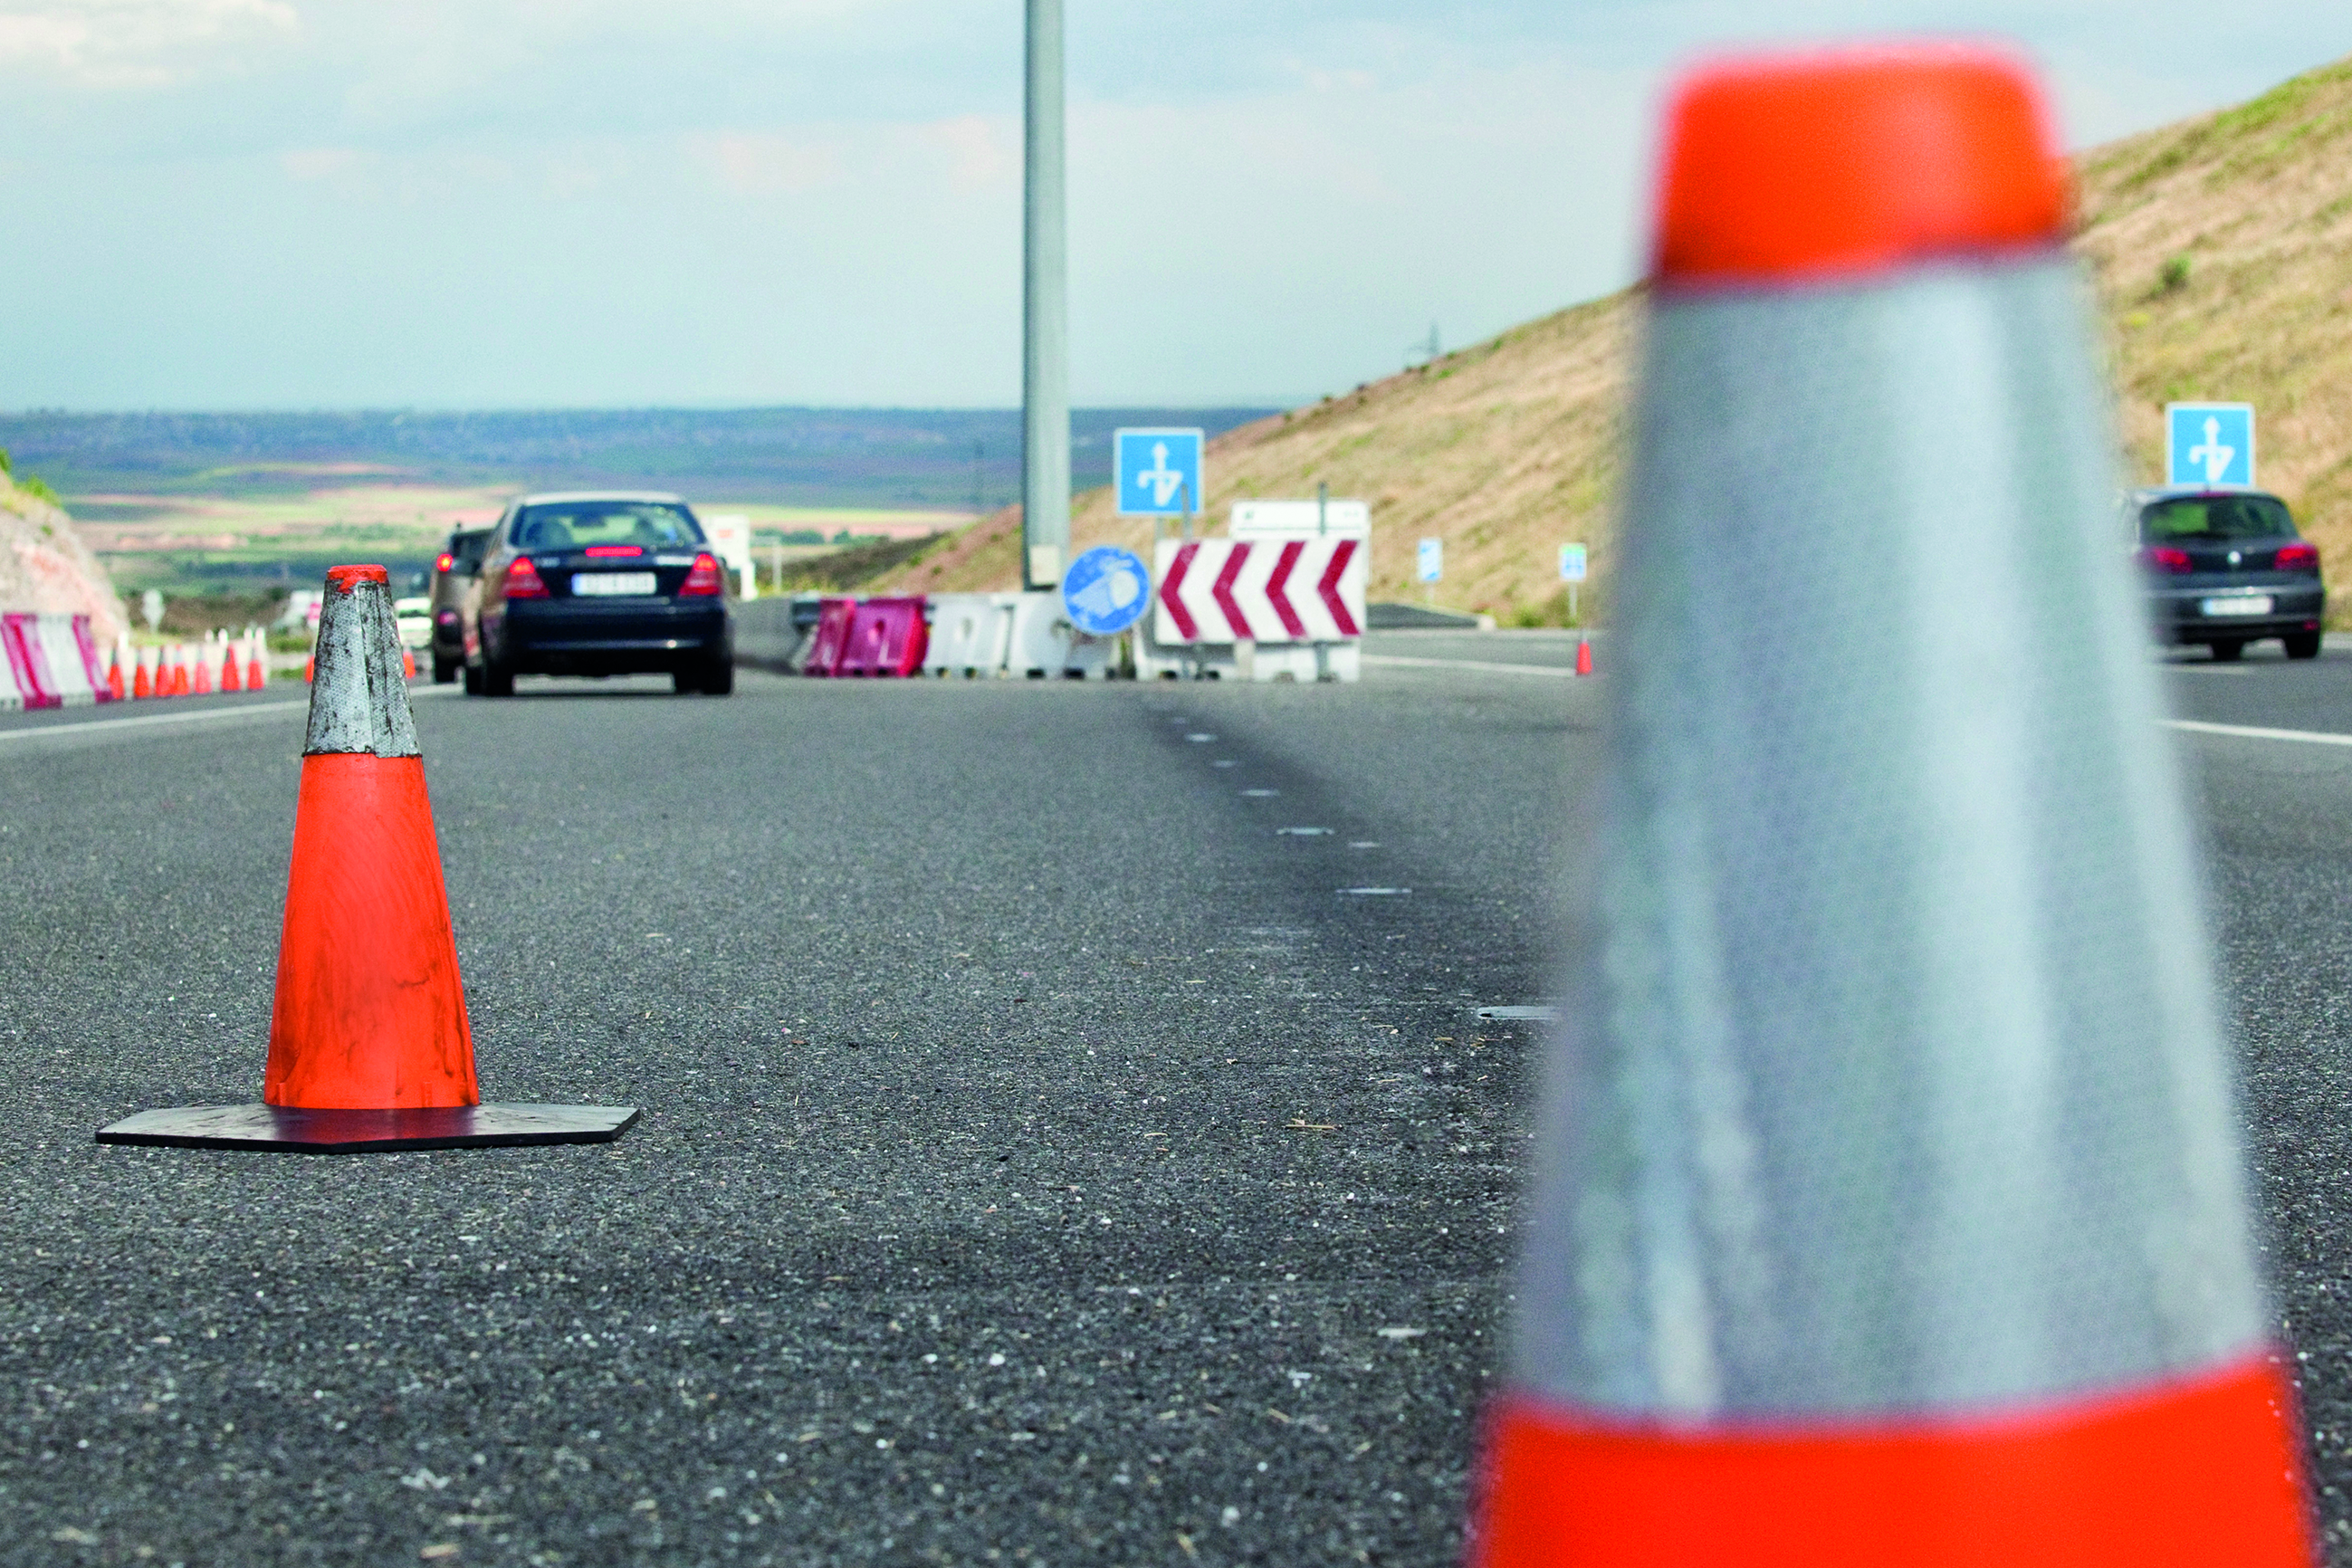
[1361,654,1579,678]
[0,684,457,746]
[2165,719,2352,748]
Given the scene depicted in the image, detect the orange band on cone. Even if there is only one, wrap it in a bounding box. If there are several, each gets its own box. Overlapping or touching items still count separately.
[1474,1354,2310,1567]
[264,753,478,1109]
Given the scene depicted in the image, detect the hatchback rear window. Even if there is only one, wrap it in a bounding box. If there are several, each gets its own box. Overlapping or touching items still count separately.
[513,502,704,551]
[2140,494,2297,542]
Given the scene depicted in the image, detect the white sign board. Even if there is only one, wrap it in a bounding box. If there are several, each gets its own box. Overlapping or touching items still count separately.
[1229,499,1372,540]
[1559,543,1588,583]
[703,513,752,572]
[1417,538,1443,584]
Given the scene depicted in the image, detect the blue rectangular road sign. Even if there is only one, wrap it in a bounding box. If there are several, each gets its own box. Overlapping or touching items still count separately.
[1418,538,1443,584]
[1114,428,1206,517]
[2166,403,2255,488]
[1559,543,1588,583]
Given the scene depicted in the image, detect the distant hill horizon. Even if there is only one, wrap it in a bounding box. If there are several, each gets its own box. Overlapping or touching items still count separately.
[0,406,1281,515]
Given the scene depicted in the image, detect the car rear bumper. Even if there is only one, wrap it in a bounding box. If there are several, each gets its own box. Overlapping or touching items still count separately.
[2150,582,2325,643]
[491,600,731,674]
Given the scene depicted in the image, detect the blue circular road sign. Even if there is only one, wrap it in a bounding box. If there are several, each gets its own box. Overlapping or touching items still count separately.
[1061,546,1152,636]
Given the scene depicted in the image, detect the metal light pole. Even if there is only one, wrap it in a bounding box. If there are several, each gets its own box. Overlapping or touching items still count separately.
[1021,0,1069,591]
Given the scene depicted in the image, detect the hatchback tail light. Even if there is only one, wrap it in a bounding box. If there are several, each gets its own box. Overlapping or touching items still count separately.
[503,556,550,598]
[679,552,726,597]
[2141,545,2193,574]
[435,552,455,573]
[2276,541,2319,572]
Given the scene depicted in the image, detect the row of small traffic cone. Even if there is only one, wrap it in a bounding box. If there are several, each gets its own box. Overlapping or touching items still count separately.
[111,632,269,700]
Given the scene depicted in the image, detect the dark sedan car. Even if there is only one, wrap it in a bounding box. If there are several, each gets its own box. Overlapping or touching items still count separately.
[428,526,491,684]
[2132,486,2325,661]
[467,492,734,696]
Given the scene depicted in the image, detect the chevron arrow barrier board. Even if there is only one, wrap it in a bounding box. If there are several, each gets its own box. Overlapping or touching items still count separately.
[1152,537,1366,646]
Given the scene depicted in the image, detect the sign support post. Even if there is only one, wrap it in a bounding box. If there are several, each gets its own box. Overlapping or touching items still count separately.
[1021,0,1069,591]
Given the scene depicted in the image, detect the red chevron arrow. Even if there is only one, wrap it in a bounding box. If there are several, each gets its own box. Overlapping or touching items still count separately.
[1318,540,1361,636]
[1160,541,1201,641]
[1264,540,1307,638]
[1211,541,1251,638]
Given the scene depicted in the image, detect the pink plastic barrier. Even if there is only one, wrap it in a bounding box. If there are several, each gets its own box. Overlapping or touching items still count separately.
[837,598,930,677]
[1,614,116,707]
[803,597,858,677]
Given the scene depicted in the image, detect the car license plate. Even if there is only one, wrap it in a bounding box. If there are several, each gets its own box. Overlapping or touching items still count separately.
[2201,595,2273,617]
[573,572,656,597]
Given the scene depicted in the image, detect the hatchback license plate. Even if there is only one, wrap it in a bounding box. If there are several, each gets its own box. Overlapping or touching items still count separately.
[573,572,656,597]
[2202,595,2272,617]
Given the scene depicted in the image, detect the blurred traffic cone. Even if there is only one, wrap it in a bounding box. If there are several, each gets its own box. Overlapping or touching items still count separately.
[168,646,189,696]
[1473,43,2311,1568]
[247,638,267,689]
[221,636,242,692]
[107,639,128,700]
[403,646,416,680]
[303,655,314,683]
[95,565,639,1153]
[191,641,214,694]
[132,646,154,699]
[1573,638,1592,677]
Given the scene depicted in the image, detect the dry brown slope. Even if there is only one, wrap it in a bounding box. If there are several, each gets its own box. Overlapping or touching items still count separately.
[889,51,2352,617]
[2077,53,2352,585]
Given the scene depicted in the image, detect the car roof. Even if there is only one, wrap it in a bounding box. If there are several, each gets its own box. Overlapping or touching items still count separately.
[2128,484,2287,505]
[513,491,688,507]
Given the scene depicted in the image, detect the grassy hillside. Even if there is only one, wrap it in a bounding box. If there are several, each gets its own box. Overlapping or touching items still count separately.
[884,52,2352,620]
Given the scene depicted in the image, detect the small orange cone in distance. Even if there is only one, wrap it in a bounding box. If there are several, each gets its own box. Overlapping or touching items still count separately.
[191,645,213,694]
[108,649,128,701]
[93,566,637,1154]
[303,655,314,683]
[1573,638,1592,677]
[132,647,153,699]
[403,646,416,679]
[248,642,266,689]
[221,643,242,692]
[1472,43,2313,1568]
[265,564,477,1110]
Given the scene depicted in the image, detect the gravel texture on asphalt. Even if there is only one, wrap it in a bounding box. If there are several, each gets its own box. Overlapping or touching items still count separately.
[0,664,1591,1566]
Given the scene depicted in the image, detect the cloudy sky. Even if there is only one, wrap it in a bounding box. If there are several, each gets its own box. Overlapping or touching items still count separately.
[0,1,2339,408]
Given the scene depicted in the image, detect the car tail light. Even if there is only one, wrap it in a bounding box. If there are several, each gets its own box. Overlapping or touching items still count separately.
[503,556,550,598]
[2276,541,2319,572]
[435,552,454,572]
[585,544,644,559]
[680,552,726,597]
[435,608,459,626]
[2141,545,2193,574]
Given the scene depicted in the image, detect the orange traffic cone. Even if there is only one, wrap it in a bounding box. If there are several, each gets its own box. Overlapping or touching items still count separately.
[168,646,189,696]
[107,641,128,700]
[191,642,214,694]
[221,639,243,692]
[1572,638,1592,677]
[95,565,638,1153]
[247,641,266,689]
[1472,43,2310,1568]
[132,646,155,699]
[403,646,416,680]
[303,655,314,683]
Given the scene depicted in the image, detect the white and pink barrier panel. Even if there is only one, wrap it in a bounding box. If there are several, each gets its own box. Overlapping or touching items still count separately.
[0,613,114,711]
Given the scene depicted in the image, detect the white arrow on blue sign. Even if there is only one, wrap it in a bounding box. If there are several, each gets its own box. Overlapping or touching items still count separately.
[1114,427,1205,517]
[2166,403,2255,488]
[1418,538,1443,584]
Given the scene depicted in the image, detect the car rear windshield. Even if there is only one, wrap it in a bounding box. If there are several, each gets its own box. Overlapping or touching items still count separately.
[512,502,703,551]
[449,529,491,569]
[2140,494,2298,542]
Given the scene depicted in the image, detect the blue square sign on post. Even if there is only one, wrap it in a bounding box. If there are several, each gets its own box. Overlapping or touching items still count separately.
[1114,428,1205,517]
[2166,403,2255,488]
[1418,539,1443,584]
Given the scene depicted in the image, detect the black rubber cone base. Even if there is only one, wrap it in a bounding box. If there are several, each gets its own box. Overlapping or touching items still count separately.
[96,1103,639,1153]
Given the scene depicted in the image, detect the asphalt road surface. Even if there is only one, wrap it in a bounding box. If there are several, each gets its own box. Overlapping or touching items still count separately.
[8,632,2352,1564]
